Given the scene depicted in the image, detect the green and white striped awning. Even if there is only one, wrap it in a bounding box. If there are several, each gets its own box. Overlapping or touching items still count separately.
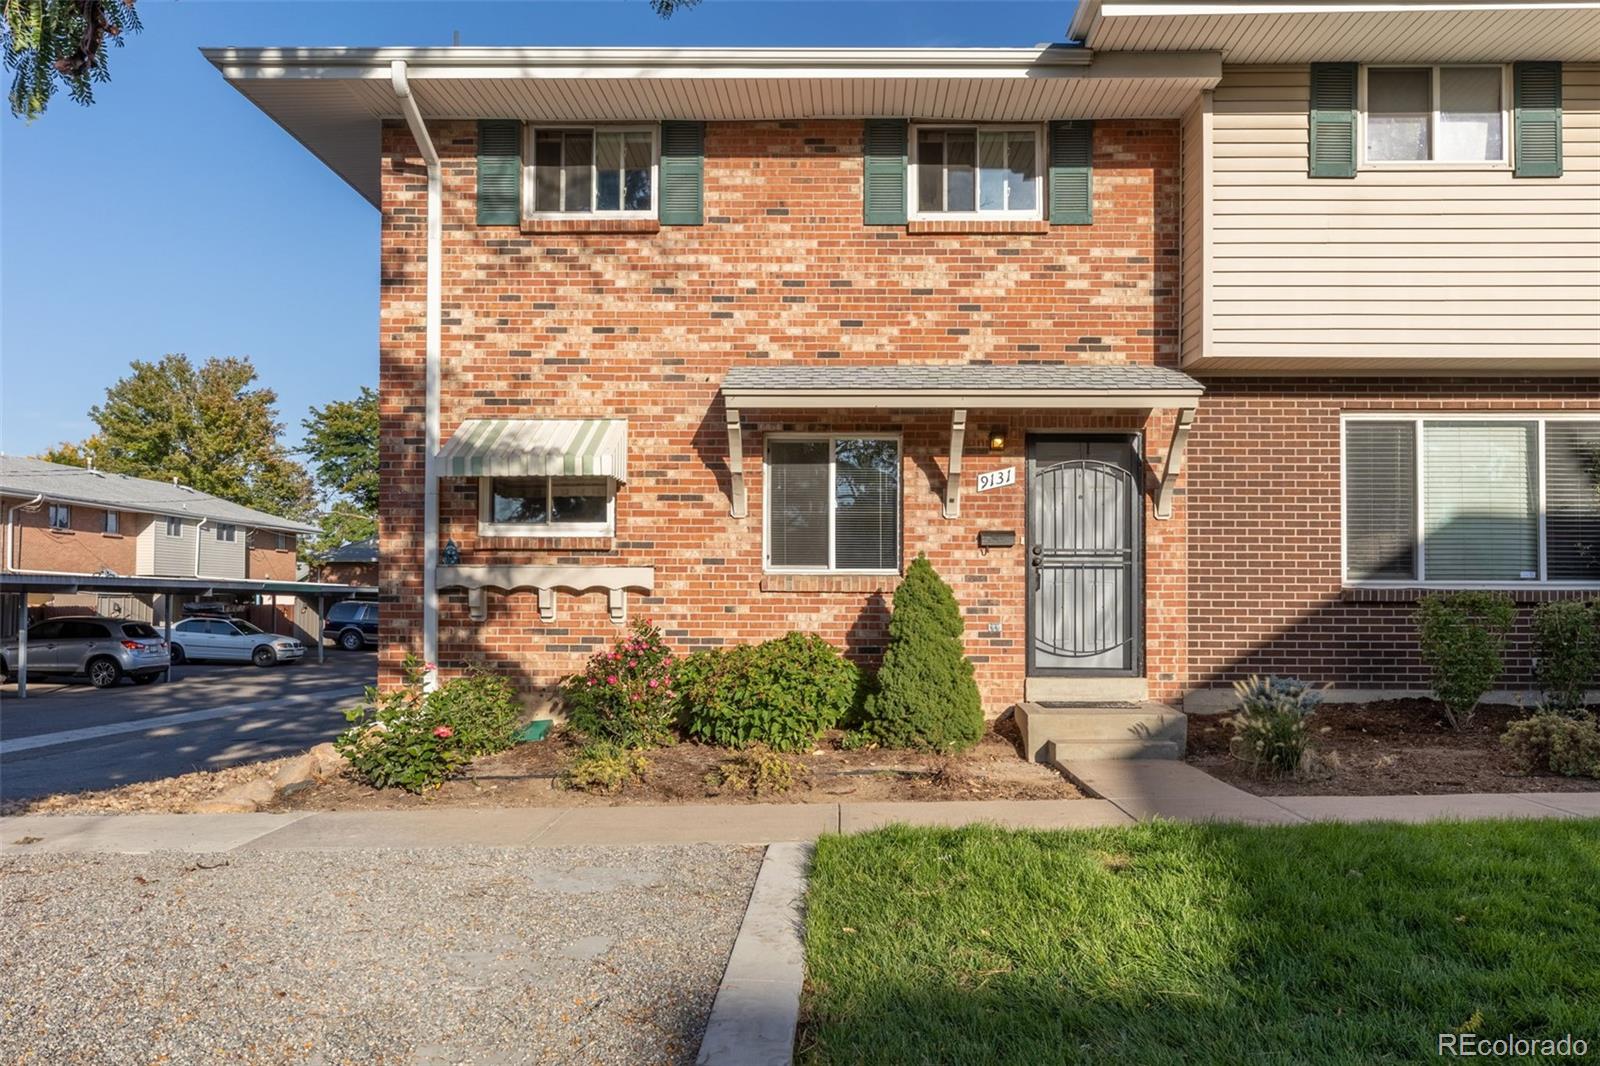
[437,419,628,481]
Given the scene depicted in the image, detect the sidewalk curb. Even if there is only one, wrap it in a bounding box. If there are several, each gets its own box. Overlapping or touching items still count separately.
[697,842,811,1066]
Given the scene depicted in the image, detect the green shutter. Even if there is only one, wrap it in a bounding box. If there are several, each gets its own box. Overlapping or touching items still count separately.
[1514,61,1563,178]
[1308,63,1358,178]
[659,121,705,226]
[476,120,521,225]
[1048,120,1093,225]
[862,119,908,226]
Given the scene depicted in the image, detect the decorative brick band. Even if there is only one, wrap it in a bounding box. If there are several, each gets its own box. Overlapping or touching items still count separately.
[520,218,662,234]
[1341,586,1598,605]
[906,219,1051,235]
[759,574,902,595]
[476,536,617,552]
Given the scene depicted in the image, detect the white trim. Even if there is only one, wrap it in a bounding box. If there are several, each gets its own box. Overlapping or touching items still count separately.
[477,475,616,539]
[762,433,903,576]
[1339,412,1600,589]
[908,123,1046,222]
[523,123,660,221]
[1358,63,1512,170]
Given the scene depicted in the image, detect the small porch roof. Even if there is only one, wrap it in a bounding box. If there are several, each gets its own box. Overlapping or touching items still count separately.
[720,363,1204,410]
[437,419,629,481]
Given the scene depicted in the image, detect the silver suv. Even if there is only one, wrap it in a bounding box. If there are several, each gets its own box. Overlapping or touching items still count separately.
[0,616,171,688]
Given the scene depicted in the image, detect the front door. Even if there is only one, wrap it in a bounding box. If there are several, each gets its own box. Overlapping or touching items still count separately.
[1027,435,1141,676]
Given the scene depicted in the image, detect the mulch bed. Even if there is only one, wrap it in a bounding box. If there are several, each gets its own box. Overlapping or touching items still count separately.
[1188,699,1600,796]
[270,714,1082,812]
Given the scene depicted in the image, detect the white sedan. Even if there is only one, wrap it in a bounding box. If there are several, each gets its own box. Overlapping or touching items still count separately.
[169,616,306,667]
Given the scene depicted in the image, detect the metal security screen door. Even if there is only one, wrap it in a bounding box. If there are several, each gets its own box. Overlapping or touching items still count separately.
[1027,435,1142,675]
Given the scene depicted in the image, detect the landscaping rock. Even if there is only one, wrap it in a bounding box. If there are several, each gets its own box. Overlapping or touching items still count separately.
[271,755,319,796]
[194,777,278,813]
[307,742,348,780]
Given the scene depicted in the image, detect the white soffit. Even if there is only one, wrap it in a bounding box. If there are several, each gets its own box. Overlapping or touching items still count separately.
[1071,0,1600,63]
[205,46,1223,206]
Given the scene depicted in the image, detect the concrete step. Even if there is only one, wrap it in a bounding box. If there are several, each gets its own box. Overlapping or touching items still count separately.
[1015,701,1186,762]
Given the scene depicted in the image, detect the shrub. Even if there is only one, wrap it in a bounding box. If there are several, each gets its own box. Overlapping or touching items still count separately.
[704,744,808,796]
[1415,591,1516,731]
[1502,712,1600,778]
[856,556,983,753]
[1532,600,1599,715]
[562,740,650,794]
[1228,675,1324,776]
[335,655,521,793]
[678,633,862,752]
[560,620,677,748]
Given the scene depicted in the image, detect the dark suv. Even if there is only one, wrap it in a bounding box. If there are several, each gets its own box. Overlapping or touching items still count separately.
[322,600,378,651]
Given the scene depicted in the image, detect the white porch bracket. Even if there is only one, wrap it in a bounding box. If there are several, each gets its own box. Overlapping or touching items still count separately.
[1154,407,1197,520]
[943,408,967,519]
[725,404,747,519]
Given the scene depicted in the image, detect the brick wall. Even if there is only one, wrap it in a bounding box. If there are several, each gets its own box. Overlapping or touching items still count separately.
[246,533,298,581]
[1187,379,1600,698]
[379,118,1184,710]
[2,496,141,576]
[315,560,378,587]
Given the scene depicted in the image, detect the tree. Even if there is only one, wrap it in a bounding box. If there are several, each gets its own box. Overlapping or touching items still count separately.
[2,0,141,119]
[301,386,379,554]
[56,354,314,519]
[36,437,97,467]
[649,0,701,14]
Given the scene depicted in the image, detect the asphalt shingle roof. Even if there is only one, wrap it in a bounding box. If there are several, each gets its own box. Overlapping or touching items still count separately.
[0,455,320,534]
[721,363,1203,392]
[321,538,378,563]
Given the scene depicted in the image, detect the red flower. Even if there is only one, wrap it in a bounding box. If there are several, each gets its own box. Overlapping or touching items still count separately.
[433,725,454,739]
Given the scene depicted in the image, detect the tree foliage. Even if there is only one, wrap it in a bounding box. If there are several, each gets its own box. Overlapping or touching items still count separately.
[2,0,140,119]
[301,386,378,553]
[51,354,313,519]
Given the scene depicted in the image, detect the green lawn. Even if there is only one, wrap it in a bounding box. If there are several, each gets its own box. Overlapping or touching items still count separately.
[801,819,1600,1065]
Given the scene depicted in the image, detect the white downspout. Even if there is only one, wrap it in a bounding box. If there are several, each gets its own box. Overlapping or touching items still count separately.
[194,516,209,577]
[392,59,442,691]
[5,494,44,573]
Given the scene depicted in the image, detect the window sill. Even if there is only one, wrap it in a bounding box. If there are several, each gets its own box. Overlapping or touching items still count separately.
[477,535,616,552]
[906,219,1051,235]
[761,573,901,594]
[1342,584,1600,604]
[520,218,661,235]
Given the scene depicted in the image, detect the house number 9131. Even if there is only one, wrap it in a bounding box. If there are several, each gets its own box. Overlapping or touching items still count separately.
[976,467,1016,493]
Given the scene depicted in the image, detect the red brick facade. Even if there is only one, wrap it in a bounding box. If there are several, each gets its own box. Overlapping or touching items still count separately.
[246,537,298,581]
[1,496,140,576]
[379,118,1186,710]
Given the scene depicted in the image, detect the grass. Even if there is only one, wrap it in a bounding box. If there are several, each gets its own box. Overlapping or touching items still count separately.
[801,819,1600,1065]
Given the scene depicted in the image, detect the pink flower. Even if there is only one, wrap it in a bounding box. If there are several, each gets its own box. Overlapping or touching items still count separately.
[606,675,618,685]
[433,725,454,739]
[424,662,437,674]
[648,678,659,689]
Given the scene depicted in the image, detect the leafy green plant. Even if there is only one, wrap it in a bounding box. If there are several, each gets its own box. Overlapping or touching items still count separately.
[678,633,862,752]
[1415,591,1517,731]
[855,556,983,753]
[560,620,677,748]
[335,655,521,793]
[1228,675,1324,776]
[562,740,650,794]
[1531,600,1599,715]
[1501,712,1600,778]
[704,744,808,796]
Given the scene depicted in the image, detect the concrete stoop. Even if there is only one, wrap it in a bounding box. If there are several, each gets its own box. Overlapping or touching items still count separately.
[1014,701,1187,763]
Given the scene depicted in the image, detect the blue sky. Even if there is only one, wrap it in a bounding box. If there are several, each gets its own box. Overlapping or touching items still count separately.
[1,1,1071,461]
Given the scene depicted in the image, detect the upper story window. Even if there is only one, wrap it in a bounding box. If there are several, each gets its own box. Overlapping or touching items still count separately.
[164,517,183,538]
[276,533,291,551]
[103,511,119,535]
[47,504,69,530]
[765,436,901,574]
[1362,65,1508,166]
[525,126,657,218]
[911,125,1041,219]
[216,523,236,543]
[480,476,615,537]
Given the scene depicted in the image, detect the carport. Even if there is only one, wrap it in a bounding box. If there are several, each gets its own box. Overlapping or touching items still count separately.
[1,573,378,698]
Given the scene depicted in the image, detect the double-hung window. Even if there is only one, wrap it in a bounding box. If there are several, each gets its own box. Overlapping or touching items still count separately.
[216,523,236,543]
[47,504,69,530]
[912,126,1041,219]
[164,517,183,538]
[526,126,657,217]
[104,511,119,534]
[479,477,614,537]
[765,436,901,573]
[1363,65,1509,165]
[1343,416,1600,585]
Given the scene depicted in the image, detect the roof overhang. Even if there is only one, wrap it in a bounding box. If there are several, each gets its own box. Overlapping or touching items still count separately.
[1070,0,1600,63]
[204,45,1223,207]
[0,572,375,598]
[0,486,320,535]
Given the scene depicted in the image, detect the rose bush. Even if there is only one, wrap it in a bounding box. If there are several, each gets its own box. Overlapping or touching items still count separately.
[560,620,678,748]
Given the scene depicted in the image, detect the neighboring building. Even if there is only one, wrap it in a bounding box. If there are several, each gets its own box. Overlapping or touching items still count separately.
[1,456,317,627]
[315,537,379,587]
[211,4,1599,714]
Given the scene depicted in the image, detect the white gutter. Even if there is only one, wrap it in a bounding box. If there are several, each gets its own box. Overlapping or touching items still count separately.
[392,58,442,691]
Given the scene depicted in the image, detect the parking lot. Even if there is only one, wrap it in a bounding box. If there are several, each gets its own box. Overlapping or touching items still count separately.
[0,652,375,803]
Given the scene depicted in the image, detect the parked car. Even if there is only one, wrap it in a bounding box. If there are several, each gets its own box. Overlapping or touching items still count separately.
[169,616,305,667]
[322,600,378,651]
[0,616,170,688]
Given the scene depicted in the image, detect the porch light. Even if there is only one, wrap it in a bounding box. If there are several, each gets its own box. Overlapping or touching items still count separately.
[988,427,1007,452]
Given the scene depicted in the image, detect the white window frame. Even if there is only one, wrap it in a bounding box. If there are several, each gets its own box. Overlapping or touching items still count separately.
[762,433,903,576]
[104,511,119,535]
[276,533,290,551]
[164,517,183,538]
[47,504,70,530]
[477,476,616,538]
[523,124,660,220]
[1340,412,1600,589]
[908,123,1046,221]
[216,523,237,543]
[1357,64,1512,170]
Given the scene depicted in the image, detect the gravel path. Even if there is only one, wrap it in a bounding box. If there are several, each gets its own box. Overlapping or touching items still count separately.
[1,845,763,1065]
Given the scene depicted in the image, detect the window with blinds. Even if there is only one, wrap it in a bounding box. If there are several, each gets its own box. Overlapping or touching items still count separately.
[766,436,900,573]
[1343,417,1600,586]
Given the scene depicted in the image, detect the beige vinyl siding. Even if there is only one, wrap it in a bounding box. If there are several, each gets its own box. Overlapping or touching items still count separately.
[132,515,154,575]
[152,517,197,577]
[1190,63,1600,370]
[1179,92,1212,362]
[197,523,246,578]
